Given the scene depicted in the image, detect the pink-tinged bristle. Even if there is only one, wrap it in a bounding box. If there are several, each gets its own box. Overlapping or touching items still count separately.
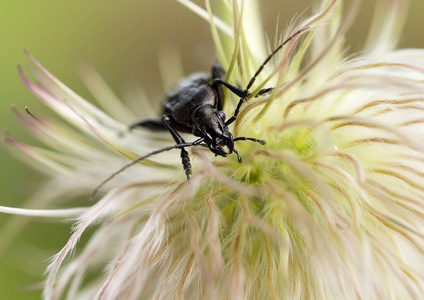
[17,64,61,109]
[23,49,57,83]
[62,98,98,137]
[23,49,81,102]
[3,133,33,154]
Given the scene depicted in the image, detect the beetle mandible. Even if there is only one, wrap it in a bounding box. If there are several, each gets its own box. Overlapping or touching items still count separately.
[92,28,307,197]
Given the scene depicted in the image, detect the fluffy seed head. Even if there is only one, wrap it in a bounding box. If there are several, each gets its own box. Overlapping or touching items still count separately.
[2,0,424,299]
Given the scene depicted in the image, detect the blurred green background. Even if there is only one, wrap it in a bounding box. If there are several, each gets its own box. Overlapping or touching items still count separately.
[0,0,423,299]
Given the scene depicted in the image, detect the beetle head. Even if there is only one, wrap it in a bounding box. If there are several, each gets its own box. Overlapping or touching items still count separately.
[191,106,234,157]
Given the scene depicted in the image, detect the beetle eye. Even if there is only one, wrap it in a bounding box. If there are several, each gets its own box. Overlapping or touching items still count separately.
[216,111,226,121]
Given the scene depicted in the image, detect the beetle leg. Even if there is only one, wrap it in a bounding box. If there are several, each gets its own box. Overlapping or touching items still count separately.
[212,63,226,79]
[211,64,226,111]
[129,119,166,131]
[162,115,192,180]
[213,79,248,98]
[214,78,274,99]
[255,87,274,97]
[212,79,248,126]
[214,79,274,126]
[224,98,245,126]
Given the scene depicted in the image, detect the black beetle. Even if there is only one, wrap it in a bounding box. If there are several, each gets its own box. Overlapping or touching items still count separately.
[128,64,269,179]
[93,28,307,196]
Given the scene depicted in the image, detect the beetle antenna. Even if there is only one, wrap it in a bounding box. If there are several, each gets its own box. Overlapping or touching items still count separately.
[246,27,309,91]
[91,138,204,199]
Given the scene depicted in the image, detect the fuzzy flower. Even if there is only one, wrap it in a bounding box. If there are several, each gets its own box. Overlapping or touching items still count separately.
[3,0,424,299]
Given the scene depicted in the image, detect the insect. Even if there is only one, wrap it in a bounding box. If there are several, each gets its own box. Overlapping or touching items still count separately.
[92,28,307,197]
